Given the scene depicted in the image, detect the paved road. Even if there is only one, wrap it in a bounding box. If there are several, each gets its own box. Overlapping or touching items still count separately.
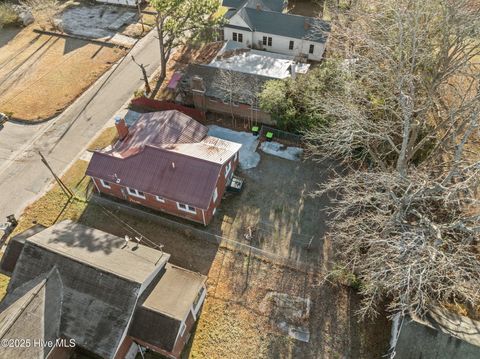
[0,30,160,220]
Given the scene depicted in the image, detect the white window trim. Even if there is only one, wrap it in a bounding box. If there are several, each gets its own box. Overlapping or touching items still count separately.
[192,286,206,319]
[100,179,111,189]
[127,187,145,199]
[213,188,218,203]
[179,322,187,338]
[224,161,232,178]
[155,195,165,203]
[177,202,196,214]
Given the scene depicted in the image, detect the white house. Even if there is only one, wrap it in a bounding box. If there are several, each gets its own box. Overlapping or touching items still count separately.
[222,0,330,61]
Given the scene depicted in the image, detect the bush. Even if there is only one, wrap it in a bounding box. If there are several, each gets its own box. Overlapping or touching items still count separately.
[259,60,346,132]
[0,3,20,28]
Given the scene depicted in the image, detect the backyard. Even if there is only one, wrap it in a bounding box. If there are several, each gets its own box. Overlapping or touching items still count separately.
[4,123,389,358]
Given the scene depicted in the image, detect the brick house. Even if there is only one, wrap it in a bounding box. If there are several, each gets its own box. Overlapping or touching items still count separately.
[0,221,207,359]
[86,110,241,225]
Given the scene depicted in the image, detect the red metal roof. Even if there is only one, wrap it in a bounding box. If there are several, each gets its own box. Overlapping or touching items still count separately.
[86,110,240,209]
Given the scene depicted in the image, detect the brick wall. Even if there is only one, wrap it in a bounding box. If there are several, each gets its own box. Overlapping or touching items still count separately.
[192,92,275,125]
[91,153,239,226]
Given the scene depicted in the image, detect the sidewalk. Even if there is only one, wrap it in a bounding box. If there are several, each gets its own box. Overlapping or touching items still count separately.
[0,30,160,219]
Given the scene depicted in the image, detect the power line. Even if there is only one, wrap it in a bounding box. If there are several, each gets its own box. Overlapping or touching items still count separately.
[90,197,163,250]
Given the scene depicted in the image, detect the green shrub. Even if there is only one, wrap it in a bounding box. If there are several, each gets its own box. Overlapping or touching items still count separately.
[0,3,19,29]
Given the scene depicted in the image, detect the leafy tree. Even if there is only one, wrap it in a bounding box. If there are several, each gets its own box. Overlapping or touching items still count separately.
[259,61,345,131]
[149,0,221,95]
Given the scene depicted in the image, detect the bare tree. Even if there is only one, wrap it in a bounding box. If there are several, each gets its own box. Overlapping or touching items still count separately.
[213,68,247,127]
[305,0,480,320]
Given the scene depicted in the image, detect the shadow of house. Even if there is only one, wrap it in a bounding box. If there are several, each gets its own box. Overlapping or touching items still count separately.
[0,28,25,49]
[0,220,207,359]
[392,308,480,359]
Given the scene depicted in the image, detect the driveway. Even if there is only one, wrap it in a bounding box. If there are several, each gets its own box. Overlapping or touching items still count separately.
[0,30,160,220]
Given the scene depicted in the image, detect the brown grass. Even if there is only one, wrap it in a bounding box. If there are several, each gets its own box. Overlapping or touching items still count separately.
[0,26,126,121]
[88,126,118,151]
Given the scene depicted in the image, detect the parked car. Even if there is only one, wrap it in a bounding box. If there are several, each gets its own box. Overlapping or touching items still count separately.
[0,113,8,129]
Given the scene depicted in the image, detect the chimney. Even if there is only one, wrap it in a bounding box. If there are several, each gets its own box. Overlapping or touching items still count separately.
[256,4,261,10]
[115,116,129,140]
[290,63,296,79]
[191,76,206,93]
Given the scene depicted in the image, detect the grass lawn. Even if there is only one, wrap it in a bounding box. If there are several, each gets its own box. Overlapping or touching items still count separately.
[0,273,9,300]
[87,126,118,151]
[12,159,91,235]
[0,25,126,121]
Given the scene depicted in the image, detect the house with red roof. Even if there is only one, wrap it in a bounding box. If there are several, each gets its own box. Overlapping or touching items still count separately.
[86,110,242,225]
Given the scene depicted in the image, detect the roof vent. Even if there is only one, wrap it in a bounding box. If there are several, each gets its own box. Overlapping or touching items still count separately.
[171,161,176,169]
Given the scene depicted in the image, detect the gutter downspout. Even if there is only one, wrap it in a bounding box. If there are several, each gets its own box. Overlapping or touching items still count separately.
[92,177,101,193]
[201,209,206,226]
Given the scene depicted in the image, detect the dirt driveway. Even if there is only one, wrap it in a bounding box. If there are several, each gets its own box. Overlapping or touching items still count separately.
[0,26,126,121]
[208,151,334,267]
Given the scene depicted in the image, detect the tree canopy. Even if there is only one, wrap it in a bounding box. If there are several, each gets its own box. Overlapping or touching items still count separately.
[149,0,221,93]
[304,0,480,321]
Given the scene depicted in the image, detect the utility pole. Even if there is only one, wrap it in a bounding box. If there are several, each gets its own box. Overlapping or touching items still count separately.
[131,55,151,95]
[136,0,145,35]
[39,152,73,199]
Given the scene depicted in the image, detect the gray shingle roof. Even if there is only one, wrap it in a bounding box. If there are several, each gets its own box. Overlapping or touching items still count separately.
[223,0,286,12]
[236,7,330,43]
[0,268,63,359]
[4,221,170,359]
[181,64,273,104]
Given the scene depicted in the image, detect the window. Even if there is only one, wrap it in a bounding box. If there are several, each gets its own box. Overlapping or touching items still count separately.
[267,37,272,46]
[224,161,232,178]
[309,44,314,54]
[177,203,196,214]
[127,187,145,199]
[232,32,237,41]
[262,36,267,45]
[238,33,243,43]
[192,286,206,317]
[179,322,186,338]
[155,196,165,203]
[289,40,294,50]
[213,188,218,203]
[100,179,111,189]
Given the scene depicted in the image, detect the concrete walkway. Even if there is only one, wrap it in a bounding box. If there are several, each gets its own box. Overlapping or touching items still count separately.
[0,30,160,219]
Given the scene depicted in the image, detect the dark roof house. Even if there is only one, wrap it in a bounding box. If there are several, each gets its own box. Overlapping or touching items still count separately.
[0,221,207,359]
[222,0,330,61]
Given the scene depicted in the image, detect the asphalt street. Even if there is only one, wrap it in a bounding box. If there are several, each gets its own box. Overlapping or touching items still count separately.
[0,30,160,220]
